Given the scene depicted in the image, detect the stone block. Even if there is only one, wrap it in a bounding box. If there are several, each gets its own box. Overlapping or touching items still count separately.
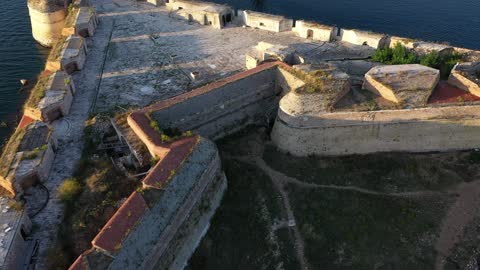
[363,64,440,106]
[24,71,75,122]
[448,62,480,97]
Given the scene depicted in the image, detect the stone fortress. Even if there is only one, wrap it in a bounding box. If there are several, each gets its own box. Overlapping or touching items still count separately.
[0,0,479,269]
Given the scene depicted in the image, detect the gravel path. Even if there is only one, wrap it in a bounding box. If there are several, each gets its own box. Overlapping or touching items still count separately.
[28,8,114,269]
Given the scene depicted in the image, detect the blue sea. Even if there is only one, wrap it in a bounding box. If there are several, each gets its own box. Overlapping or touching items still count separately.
[1,0,479,145]
[0,0,49,146]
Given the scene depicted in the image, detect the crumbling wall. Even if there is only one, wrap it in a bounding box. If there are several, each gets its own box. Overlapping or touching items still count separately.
[272,105,480,156]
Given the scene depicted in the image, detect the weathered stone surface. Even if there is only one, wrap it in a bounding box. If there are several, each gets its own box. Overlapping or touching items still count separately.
[0,121,56,198]
[363,64,440,106]
[339,29,387,49]
[24,71,75,122]
[413,42,454,57]
[294,20,334,42]
[448,62,480,97]
[280,63,350,114]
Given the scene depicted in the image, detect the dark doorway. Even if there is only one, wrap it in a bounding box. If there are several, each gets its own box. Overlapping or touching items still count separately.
[307,29,314,39]
[222,15,226,27]
[226,13,232,22]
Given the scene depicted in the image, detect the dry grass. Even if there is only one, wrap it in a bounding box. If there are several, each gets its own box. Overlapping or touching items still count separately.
[25,70,53,109]
[0,128,27,177]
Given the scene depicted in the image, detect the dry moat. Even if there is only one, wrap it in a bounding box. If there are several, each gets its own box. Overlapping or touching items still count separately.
[188,127,480,270]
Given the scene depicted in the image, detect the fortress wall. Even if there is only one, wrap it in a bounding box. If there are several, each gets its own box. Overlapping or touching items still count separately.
[106,139,225,269]
[339,29,387,48]
[294,21,334,42]
[150,66,281,140]
[272,105,480,156]
[28,5,66,47]
[152,171,227,270]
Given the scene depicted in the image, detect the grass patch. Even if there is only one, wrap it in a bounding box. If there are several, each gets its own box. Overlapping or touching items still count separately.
[58,178,82,202]
[25,70,53,108]
[187,158,298,270]
[64,7,80,28]
[263,145,477,193]
[45,117,139,269]
[0,127,26,177]
[445,215,480,269]
[47,36,67,62]
[287,185,453,269]
[22,144,48,160]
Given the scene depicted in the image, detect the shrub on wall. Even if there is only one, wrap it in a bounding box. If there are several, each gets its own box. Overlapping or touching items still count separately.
[420,51,463,79]
[372,43,464,79]
[371,43,417,65]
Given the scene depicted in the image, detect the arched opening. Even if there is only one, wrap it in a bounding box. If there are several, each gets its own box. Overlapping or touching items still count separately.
[362,41,368,46]
[307,29,314,39]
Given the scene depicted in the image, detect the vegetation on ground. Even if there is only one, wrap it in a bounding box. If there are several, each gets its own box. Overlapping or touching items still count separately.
[64,7,80,28]
[444,215,480,269]
[22,144,48,160]
[47,36,67,61]
[45,116,139,270]
[188,157,299,270]
[0,128,27,177]
[25,71,52,108]
[58,178,82,202]
[372,43,464,79]
[287,185,452,269]
[263,144,478,193]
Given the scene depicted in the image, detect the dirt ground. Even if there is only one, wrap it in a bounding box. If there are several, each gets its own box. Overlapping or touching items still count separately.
[188,127,480,270]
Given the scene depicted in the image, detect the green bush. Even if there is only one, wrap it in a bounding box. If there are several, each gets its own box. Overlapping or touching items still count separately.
[391,43,417,64]
[420,51,463,79]
[372,43,463,79]
[58,178,82,202]
[371,43,417,65]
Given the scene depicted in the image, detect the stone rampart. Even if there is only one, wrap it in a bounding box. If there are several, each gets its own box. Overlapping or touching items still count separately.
[272,104,480,156]
[69,137,227,270]
[130,62,295,143]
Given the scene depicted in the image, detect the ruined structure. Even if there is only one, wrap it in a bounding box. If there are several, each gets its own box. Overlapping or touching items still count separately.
[0,197,33,270]
[239,10,293,32]
[166,0,234,29]
[11,0,480,269]
[0,121,56,198]
[24,71,76,123]
[294,20,335,42]
[448,62,480,97]
[27,0,67,47]
[46,35,87,74]
[62,6,98,37]
[339,28,388,48]
[0,0,99,268]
